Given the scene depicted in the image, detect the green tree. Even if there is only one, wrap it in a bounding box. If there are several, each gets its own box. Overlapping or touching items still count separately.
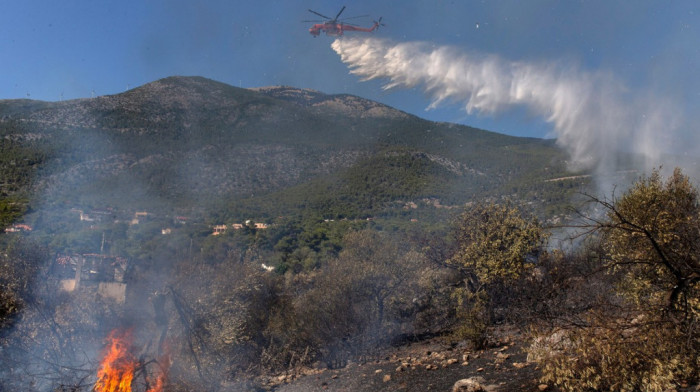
[448,201,546,292]
[600,168,700,319]
[447,201,546,345]
[450,202,545,286]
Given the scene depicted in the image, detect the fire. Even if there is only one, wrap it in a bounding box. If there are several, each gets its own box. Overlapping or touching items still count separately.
[147,347,170,392]
[94,329,169,392]
[94,329,136,392]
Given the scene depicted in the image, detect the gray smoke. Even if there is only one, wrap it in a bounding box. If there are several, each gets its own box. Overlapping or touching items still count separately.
[332,37,686,189]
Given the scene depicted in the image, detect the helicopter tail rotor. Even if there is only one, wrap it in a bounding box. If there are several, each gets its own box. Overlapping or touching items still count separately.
[373,17,385,31]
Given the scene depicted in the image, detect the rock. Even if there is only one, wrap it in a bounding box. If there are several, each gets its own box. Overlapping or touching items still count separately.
[494,352,511,365]
[374,369,383,374]
[452,377,488,392]
[512,362,528,369]
[447,358,459,365]
[496,353,510,360]
[383,374,391,383]
[538,384,549,391]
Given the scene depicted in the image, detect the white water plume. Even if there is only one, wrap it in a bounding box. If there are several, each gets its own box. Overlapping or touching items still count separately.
[332,37,683,185]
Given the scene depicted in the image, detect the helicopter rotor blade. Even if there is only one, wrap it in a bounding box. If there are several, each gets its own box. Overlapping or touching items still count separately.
[339,14,369,21]
[308,9,331,19]
[302,19,325,23]
[334,6,346,21]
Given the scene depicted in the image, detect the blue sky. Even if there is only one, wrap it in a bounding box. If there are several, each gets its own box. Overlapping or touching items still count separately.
[1,0,697,138]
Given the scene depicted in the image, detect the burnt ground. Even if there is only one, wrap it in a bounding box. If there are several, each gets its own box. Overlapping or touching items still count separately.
[225,328,700,392]
[257,328,556,392]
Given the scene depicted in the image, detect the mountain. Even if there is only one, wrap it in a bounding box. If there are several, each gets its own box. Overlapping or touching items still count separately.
[0,76,586,226]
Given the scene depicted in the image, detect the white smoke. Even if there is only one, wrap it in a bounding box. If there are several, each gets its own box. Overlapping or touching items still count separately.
[332,37,684,185]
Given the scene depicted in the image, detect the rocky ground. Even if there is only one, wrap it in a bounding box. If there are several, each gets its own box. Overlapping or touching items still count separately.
[219,325,700,392]
[258,328,556,392]
[246,331,700,392]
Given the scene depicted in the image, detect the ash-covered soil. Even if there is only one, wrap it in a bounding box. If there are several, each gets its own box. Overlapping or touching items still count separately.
[200,327,700,392]
[262,331,555,392]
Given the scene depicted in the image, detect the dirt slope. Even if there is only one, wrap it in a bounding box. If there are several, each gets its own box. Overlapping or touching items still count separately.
[266,334,553,392]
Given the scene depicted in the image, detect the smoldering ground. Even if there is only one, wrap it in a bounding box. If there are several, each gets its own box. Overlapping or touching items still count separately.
[0,123,215,390]
[0,218,442,391]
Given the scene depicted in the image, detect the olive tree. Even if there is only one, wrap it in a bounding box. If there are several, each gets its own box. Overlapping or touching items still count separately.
[533,168,700,391]
[600,168,700,319]
[447,201,546,346]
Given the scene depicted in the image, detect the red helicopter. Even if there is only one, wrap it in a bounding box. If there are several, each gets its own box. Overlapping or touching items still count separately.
[304,6,383,37]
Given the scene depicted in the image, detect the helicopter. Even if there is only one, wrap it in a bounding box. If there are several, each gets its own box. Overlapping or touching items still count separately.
[304,6,383,37]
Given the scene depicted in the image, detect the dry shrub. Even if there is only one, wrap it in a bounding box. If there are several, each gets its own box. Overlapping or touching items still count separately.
[449,287,489,349]
[528,169,700,391]
[290,230,429,366]
[530,314,697,392]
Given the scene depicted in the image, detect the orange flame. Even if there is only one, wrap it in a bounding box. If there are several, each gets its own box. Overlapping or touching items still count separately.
[94,329,136,392]
[94,329,170,392]
[146,347,170,392]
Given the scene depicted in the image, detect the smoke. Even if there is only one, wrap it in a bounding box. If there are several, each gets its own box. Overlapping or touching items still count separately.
[332,37,687,190]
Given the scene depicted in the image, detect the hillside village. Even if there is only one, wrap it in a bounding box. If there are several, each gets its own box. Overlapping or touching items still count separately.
[61,206,272,236]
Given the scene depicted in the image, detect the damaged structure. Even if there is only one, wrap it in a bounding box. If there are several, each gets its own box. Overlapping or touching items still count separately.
[52,253,128,303]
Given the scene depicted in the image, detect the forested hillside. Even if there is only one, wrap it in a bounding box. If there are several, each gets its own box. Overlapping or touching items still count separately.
[0,76,585,227]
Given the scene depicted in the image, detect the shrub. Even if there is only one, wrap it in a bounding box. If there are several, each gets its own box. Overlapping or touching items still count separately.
[447,201,546,347]
[531,168,699,390]
[533,316,695,392]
